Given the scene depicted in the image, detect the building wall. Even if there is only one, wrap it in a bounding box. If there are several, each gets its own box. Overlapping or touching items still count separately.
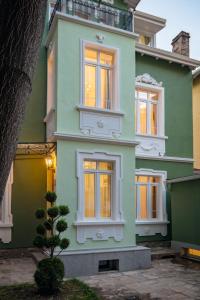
[56,140,136,251]
[19,22,47,143]
[135,53,193,243]
[55,19,135,140]
[170,179,200,246]
[193,75,200,169]
[0,157,47,248]
[136,53,193,159]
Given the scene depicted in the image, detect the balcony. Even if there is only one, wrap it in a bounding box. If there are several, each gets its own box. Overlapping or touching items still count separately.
[49,0,133,32]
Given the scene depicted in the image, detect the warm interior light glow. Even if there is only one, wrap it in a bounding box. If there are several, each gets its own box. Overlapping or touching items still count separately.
[45,155,54,169]
[188,248,200,257]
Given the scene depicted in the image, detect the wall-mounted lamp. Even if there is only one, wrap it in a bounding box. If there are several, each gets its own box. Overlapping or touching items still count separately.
[45,155,54,169]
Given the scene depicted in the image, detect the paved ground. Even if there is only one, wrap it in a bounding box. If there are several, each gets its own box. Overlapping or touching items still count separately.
[82,259,200,300]
[0,249,200,299]
[0,257,35,286]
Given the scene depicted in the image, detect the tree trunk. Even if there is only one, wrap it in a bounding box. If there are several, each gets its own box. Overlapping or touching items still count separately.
[0,0,47,200]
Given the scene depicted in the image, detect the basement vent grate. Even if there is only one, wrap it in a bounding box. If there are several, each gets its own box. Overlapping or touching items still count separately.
[98,259,119,272]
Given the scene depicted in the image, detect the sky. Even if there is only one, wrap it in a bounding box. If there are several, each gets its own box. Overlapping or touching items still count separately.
[137,0,200,60]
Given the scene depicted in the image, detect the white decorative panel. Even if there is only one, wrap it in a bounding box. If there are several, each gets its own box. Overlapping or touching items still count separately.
[76,223,124,244]
[136,135,166,157]
[80,111,122,138]
[136,223,168,237]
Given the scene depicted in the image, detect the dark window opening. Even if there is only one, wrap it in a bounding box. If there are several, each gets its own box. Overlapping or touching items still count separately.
[98,259,119,272]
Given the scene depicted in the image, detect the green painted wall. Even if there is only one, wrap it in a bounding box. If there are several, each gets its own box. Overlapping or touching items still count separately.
[19,18,47,142]
[0,157,47,248]
[136,159,193,180]
[56,19,135,140]
[56,140,136,251]
[170,179,200,246]
[135,54,193,243]
[136,53,193,159]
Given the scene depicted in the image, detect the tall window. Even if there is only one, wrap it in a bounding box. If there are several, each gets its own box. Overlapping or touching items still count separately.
[83,47,114,110]
[135,88,159,136]
[135,175,160,220]
[83,160,113,219]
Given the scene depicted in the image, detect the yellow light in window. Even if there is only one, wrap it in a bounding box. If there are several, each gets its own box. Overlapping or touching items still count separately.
[188,248,200,257]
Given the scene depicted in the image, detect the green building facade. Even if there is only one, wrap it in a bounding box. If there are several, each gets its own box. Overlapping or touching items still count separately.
[1,0,200,274]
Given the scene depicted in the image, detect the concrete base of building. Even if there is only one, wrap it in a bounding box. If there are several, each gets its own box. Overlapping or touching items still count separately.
[59,246,151,277]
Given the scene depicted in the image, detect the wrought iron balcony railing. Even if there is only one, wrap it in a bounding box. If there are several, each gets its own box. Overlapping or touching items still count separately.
[49,0,133,32]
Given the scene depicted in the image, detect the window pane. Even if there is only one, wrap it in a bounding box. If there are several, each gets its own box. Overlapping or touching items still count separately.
[149,92,158,101]
[100,52,113,66]
[139,185,148,219]
[151,103,157,135]
[100,174,111,218]
[84,65,96,107]
[139,102,147,134]
[84,173,95,217]
[151,185,158,218]
[138,35,151,46]
[99,161,113,171]
[149,176,159,183]
[137,176,148,183]
[83,161,97,170]
[85,48,97,62]
[138,90,148,100]
[100,68,112,109]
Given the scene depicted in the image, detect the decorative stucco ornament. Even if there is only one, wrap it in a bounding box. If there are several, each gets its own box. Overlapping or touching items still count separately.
[136,73,163,87]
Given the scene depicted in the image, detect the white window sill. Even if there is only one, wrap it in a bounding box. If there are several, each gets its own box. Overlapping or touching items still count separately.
[136,220,169,225]
[76,105,124,117]
[136,134,168,140]
[74,220,125,226]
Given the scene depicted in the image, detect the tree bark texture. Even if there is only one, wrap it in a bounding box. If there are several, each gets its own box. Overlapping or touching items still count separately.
[0,0,47,200]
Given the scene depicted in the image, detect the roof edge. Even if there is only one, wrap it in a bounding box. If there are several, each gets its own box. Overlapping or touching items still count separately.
[136,43,200,69]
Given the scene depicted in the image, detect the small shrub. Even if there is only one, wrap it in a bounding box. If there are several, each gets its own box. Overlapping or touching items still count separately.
[33,192,70,295]
[56,219,68,232]
[45,191,57,203]
[34,257,64,294]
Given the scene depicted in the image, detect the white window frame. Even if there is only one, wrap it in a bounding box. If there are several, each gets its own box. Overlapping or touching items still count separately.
[83,160,113,220]
[80,40,119,111]
[135,82,165,138]
[76,150,123,224]
[135,169,168,224]
[0,166,13,243]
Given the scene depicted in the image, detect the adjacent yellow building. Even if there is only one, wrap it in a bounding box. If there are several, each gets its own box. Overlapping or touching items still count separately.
[193,68,200,170]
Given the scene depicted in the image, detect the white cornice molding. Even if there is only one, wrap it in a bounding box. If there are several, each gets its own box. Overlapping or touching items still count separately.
[136,43,200,69]
[167,175,200,184]
[136,155,194,163]
[54,132,139,147]
[136,73,162,87]
[46,13,138,47]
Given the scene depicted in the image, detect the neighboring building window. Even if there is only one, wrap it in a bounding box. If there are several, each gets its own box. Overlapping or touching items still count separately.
[135,175,159,220]
[135,87,163,136]
[138,34,155,47]
[84,160,112,219]
[135,169,167,222]
[83,47,114,110]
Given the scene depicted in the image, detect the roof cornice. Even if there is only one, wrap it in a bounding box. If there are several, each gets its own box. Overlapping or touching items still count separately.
[136,43,200,69]
[193,67,200,79]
